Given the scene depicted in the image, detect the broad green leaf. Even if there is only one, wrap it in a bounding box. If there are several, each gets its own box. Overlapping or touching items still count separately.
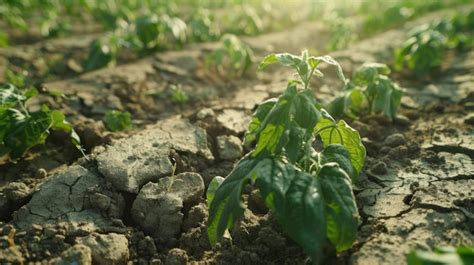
[371,76,403,120]
[316,117,366,175]
[327,95,346,119]
[258,53,303,70]
[253,84,297,156]
[254,158,294,212]
[104,110,132,132]
[293,89,321,130]
[244,98,277,145]
[320,144,355,180]
[318,163,358,252]
[4,107,52,159]
[207,176,225,207]
[276,170,327,263]
[208,155,259,246]
[286,125,307,163]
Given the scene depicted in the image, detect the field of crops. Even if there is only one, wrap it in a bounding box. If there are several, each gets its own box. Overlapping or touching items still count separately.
[0,0,473,264]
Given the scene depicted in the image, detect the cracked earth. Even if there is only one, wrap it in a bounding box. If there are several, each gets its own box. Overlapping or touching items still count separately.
[0,6,473,265]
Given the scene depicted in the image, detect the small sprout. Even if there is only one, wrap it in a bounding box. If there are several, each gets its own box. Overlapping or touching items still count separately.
[169,84,189,105]
[104,110,132,132]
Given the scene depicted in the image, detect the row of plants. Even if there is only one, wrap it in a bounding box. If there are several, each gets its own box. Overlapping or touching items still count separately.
[324,0,470,52]
[394,9,474,76]
[0,0,312,47]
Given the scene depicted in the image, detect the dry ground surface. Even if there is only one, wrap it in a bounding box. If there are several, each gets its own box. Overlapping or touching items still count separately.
[0,7,473,265]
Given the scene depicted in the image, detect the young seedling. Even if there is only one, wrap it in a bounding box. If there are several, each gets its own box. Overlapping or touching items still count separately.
[207,50,365,264]
[0,83,83,160]
[104,110,132,132]
[205,34,254,78]
[327,63,403,120]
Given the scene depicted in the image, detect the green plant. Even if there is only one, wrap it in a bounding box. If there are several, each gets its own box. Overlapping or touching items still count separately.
[328,63,403,120]
[227,5,263,36]
[394,9,474,76]
[394,27,447,75]
[0,83,82,160]
[168,84,189,105]
[104,110,132,132]
[187,9,220,42]
[407,246,474,265]
[83,33,121,71]
[205,34,253,78]
[207,51,365,264]
[134,14,187,51]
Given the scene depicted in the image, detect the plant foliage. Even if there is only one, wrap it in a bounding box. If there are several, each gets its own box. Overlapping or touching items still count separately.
[207,51,365,263]
[327,63,403,120]
[0,83,82,160]
[205,34,254,78]
[104,110,132,132]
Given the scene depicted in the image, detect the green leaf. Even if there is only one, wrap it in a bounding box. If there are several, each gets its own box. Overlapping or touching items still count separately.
[316,116,366,175]
[293,89,321,130]
[253,158,294,212]
[253,84,297,156]
[258,53,303,71]
[4,108,52,159]
[320,144,355,180]
[208,155,259,246]
[244,98,277,145]
[318,163,358,252]
[370,76,403,120]
[310,55,347,82]
[276,170,327,262]
[104,110,132,132]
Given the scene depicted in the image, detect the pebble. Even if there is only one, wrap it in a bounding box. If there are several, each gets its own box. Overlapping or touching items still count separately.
[384,133,406,147]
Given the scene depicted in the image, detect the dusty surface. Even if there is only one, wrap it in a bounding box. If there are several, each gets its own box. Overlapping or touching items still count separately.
[0,7,472,265]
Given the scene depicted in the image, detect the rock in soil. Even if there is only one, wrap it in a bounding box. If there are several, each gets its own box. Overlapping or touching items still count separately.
[48,244,92,265]
[75,233,129,265]
[384,133,407,147]
[97,117,213,193]
[217,135,244,160]
[131,172,204,243]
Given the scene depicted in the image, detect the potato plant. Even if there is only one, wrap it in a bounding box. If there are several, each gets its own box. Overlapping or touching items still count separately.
[205,34,254,78]
[328,63,403,120]
[0,83,82,160]
[207,51,365,264]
